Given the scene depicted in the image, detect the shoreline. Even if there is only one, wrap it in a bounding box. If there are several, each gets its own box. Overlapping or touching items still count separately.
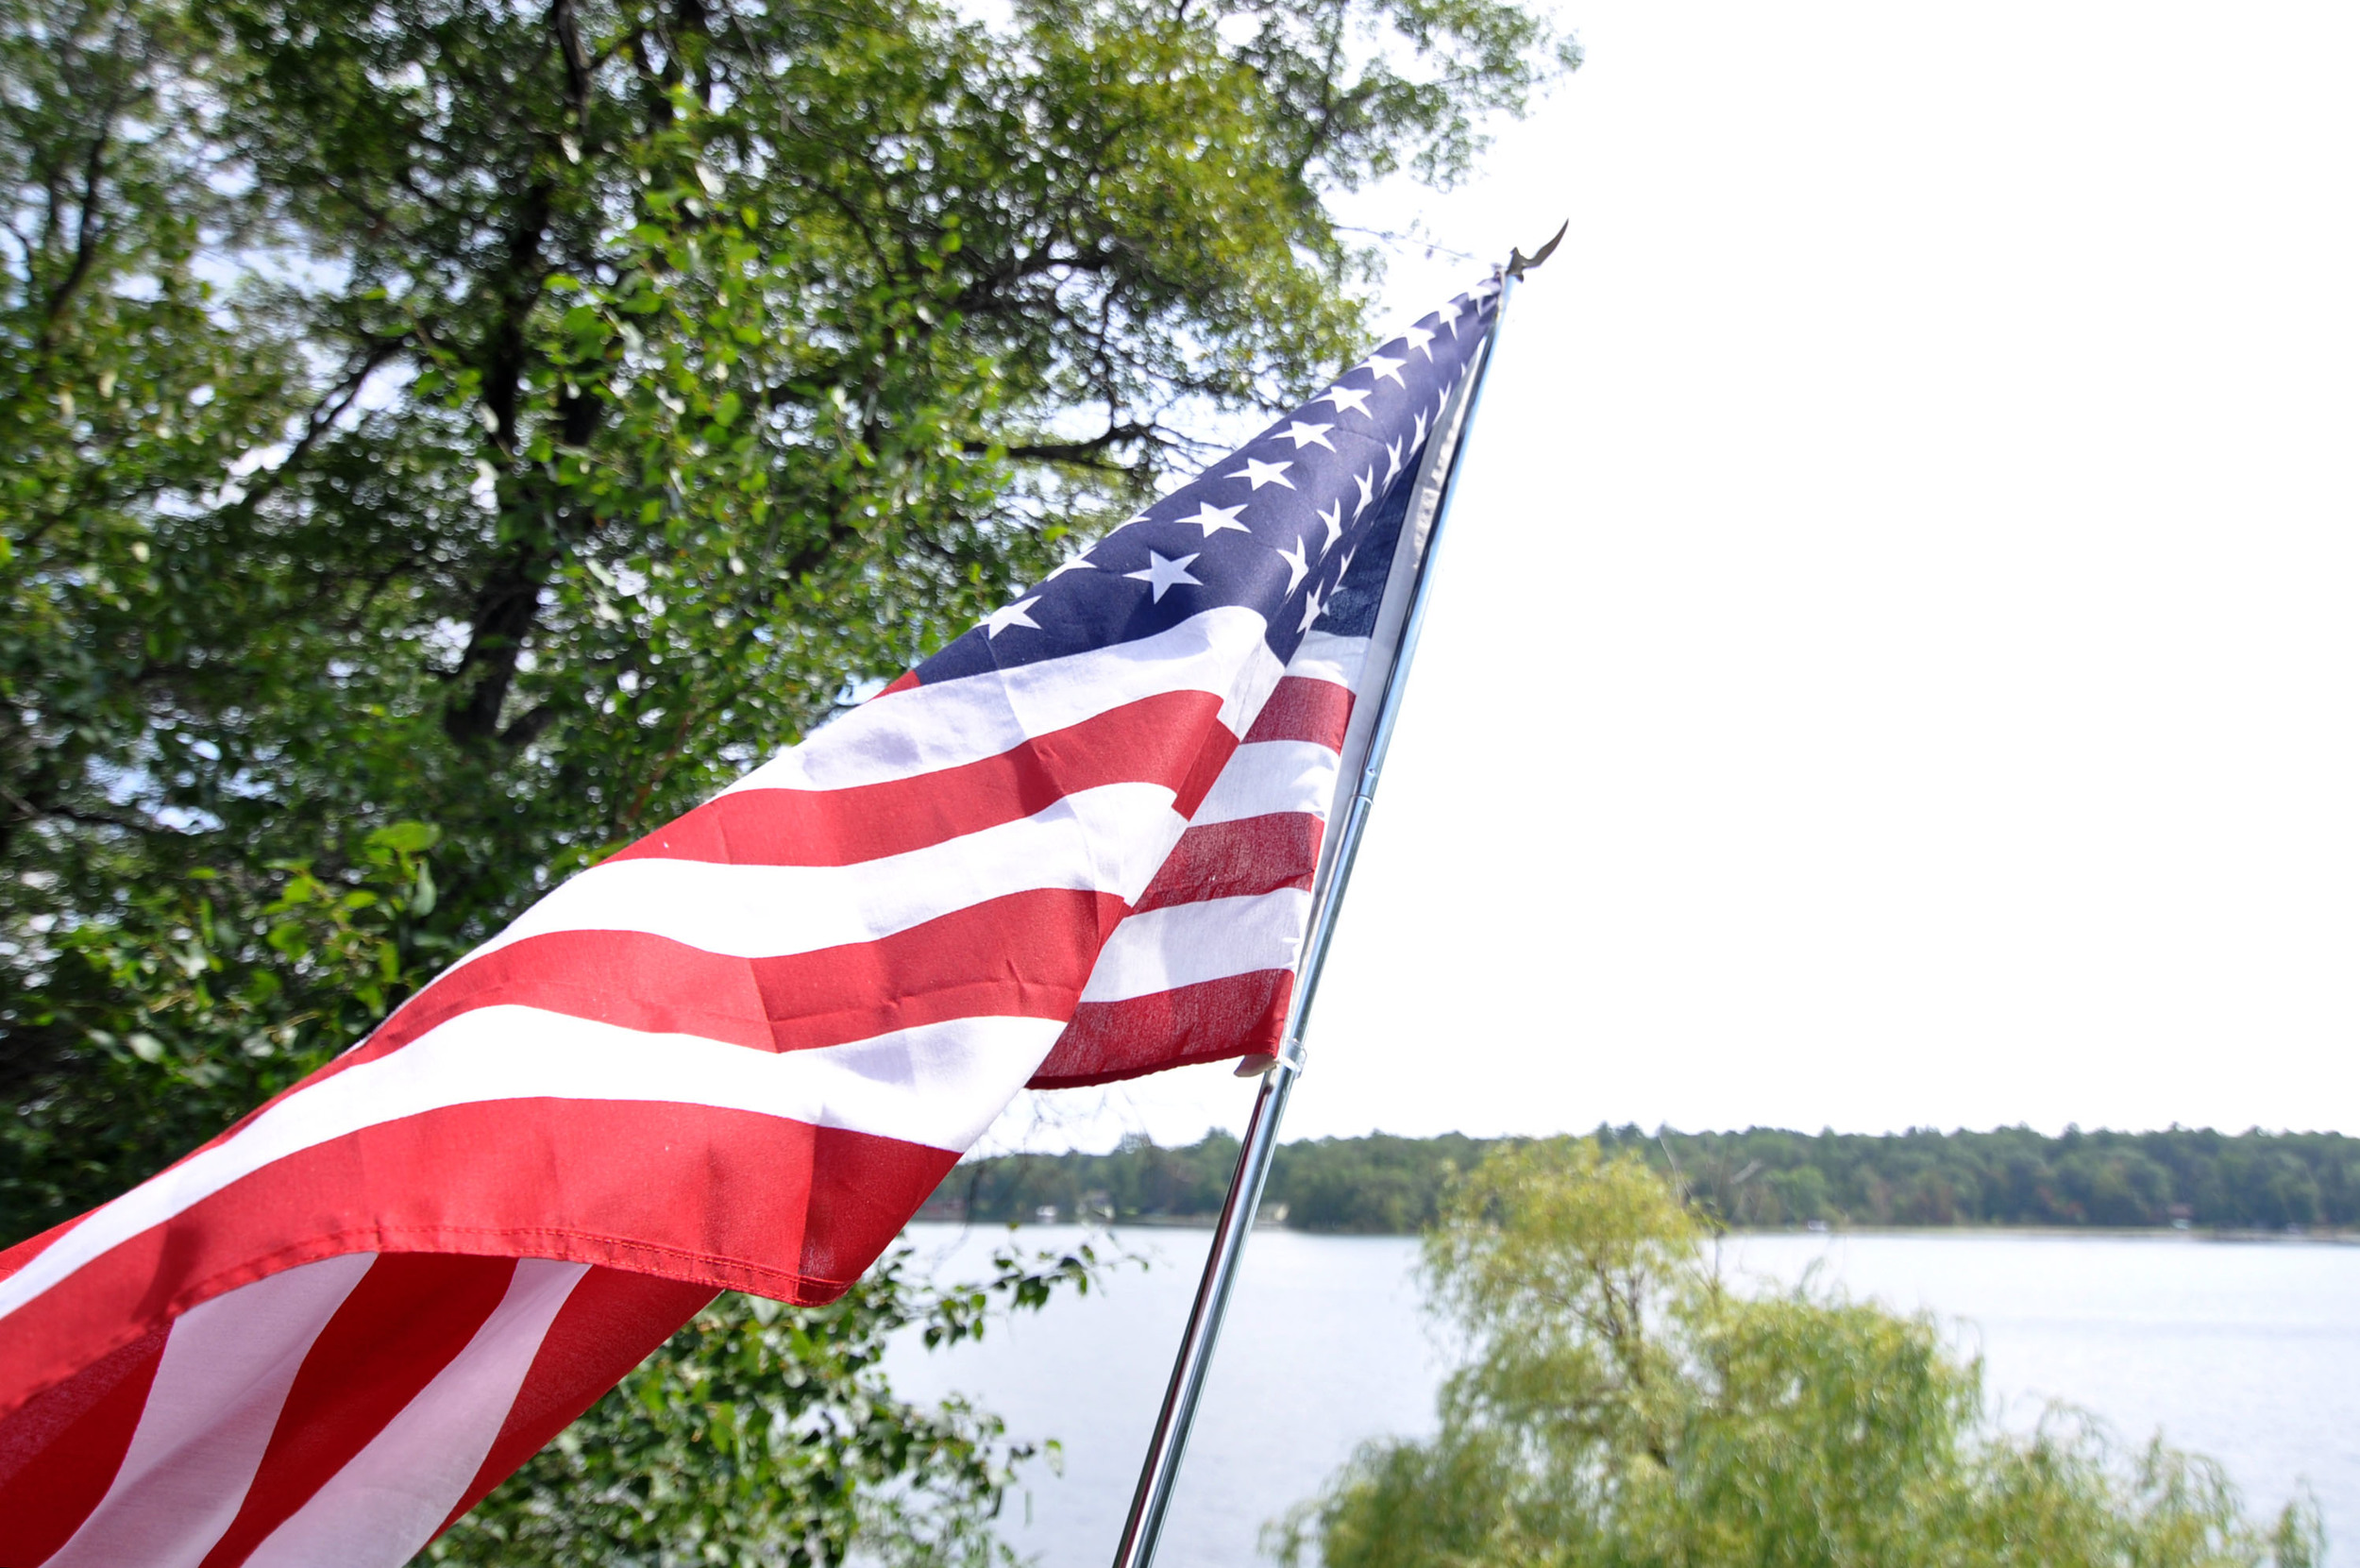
[1726,1223,2360,1245]
[913,1216,2360,1245]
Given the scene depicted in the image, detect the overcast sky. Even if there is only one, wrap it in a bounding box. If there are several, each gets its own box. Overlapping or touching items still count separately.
[981,0,2360,1155]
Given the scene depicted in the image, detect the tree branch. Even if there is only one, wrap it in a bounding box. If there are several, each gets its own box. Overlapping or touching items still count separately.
[976,418,1166,470]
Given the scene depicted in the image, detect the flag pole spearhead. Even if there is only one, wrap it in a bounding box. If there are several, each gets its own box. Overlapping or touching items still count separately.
[1506,219,1569,279]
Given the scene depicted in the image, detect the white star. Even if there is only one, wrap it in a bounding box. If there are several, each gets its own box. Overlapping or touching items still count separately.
[1180,500,1250,537]
[1314,383,1373,418]
[1124,550,1202,601]
[1045,553,1097,581]
[1383,437,1404,485]
[1413,409,1429,450]
[1227,457,1296,490]
[1297,583,1324,633]
[1275,534,1311,592]
[986,597,1043,638]
[1279,420,1336,451]
[1362,352,1406,387]
[1404,325,1436,360]
[1317,499,1343,552]
[1352,467,1375,518]
[1335,545,1357,581]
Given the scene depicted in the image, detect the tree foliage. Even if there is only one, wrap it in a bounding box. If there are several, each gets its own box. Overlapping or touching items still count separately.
[1273,1139,2327,1568]
[1600,1123,2360,1231]
[2,0,1573,1559]
[922,1124,2360,1234]
[1,0,1576,1240]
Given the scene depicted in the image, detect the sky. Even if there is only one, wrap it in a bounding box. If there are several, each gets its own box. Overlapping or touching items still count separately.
[978,0,2360,1155]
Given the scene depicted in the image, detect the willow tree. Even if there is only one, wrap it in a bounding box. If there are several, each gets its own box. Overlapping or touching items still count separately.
[1280,1141,2326,1568]
[2,0,1577,1233]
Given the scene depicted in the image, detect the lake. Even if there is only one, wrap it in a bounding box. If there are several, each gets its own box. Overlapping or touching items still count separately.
[885,1224,2360,1566]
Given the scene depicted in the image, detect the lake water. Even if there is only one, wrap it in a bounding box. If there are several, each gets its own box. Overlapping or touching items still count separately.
[885,1224,2360,1566]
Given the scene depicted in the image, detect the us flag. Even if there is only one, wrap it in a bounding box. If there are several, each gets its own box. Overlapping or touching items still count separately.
[0,278,1500,1566]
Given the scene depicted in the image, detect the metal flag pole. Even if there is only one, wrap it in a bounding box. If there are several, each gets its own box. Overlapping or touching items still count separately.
[1108,229,1560,1568]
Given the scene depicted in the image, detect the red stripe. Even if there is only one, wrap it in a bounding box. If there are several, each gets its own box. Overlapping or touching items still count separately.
[612,691,1229,868]
[431,1116,953,1542]
[0,1211,87,1286]
[1242,676,1353,749]
[1168,719,1239,820]
[192,1255,517,1568]
[1134,814,1322,914]
[0,1324,168,1566]
[434,1267,718,1542]
[1028,970,1293,1088]
[793,1122,963,1285]
[330,887,1126,1076]
[874,669,921,698]
[747,891,1121,1054]
[374,932,776,1055]
[0,1103,954,1430]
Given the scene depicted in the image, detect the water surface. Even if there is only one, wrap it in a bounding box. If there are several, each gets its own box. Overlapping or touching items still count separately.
[886,1225,2359,1566]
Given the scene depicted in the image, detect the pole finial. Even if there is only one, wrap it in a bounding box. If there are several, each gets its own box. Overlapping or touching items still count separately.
[1506,219,1569,279]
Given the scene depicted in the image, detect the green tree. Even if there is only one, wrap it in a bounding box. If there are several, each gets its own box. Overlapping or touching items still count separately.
[2,0,1576,1560]
[927,1125,2360,1235]
[1276,1139,2325,1568]
[2,0,1576,1239]
[1769,1160,1830,1222]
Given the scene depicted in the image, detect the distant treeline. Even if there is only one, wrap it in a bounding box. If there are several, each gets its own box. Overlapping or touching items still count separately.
[915,1125,2360,1235]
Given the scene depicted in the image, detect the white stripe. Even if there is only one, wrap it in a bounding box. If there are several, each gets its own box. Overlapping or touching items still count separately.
[0,1011,1063,1325]
[44,1253,378,1568]
[724,608,1285,797]
[1287,631,1372,691]
[1078,888,1315,1003]
[460,783,1184,969]
[242,1259,590,1568]
[1191,740,1343,827]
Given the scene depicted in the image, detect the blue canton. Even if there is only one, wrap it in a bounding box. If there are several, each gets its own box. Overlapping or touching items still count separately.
[917,281,1499,684]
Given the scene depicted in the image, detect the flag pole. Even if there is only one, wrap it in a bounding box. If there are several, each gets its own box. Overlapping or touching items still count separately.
[1108,240,1552,1568]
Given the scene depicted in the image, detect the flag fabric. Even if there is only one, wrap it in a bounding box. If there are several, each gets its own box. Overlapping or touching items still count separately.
[0,278,1500,1567]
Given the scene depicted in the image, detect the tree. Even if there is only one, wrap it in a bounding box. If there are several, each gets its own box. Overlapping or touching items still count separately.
[3,0,1576,1560]
[919,1125,2360,1234]
[1275,1139,2327,1568]
[1,0,1578,1239]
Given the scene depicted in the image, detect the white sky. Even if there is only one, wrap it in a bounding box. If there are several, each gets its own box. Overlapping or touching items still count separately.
[982,0,2360,1154]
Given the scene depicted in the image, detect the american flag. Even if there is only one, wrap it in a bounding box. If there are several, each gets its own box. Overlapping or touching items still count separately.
[0,278,1500,1566]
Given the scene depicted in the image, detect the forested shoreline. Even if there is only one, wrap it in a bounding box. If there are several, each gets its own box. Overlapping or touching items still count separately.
[918,1125,2360,1235]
